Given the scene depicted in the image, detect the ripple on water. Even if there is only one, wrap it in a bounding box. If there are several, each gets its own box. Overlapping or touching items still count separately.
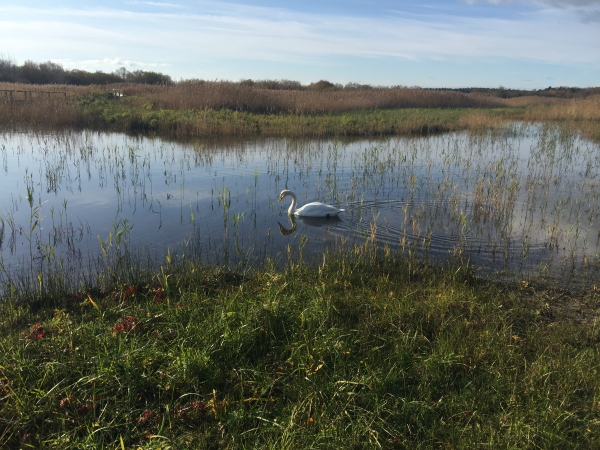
[1,125,599,290]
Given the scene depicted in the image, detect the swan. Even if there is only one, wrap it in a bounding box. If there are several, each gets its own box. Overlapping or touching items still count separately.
[278,190,344,217]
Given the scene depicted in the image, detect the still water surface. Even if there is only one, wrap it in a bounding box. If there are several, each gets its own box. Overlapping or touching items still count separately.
[1,124,599,288]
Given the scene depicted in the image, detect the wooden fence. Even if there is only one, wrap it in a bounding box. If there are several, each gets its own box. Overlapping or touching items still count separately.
[0,90,68,104]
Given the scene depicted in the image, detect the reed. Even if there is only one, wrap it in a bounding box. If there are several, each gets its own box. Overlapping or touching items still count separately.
[121,81,504,113]
[1,81,598,140]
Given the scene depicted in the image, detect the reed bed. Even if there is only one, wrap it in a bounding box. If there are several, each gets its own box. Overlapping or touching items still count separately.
[0,82,598,140]
[515,96,600,121]
[121,82,505,113]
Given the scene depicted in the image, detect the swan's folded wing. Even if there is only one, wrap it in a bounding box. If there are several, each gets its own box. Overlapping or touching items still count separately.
[294,202,344,217]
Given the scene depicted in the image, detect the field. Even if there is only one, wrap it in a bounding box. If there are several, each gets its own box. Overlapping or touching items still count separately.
[1,82,600,449]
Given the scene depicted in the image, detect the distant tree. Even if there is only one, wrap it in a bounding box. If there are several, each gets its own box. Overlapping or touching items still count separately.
[0,54,19,82]
[0,57,174,86]
[17,60,67,84]
[64,69,86,85]
[310,80,336,90]
[126,70,172,85]
[19,60,43,84]
[244,79,304,90]
[65,69,121,85]
[344,82,374,90]
[274,79,303,90]
[497,86,510,98]
[177,79,206,86]
[113,67,129,80]
[39,61,66,84]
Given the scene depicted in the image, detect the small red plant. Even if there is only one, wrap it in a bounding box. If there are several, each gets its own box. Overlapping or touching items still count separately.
[59,396,74,408]
[112,316,141,334]
[154,286,165,302]
[136,409,160,424]
[0,378,10,395]
[146,281,165,302]
[123,285,136,299]
[58,395,93,418]
[23,322,48,340]
[174,400,208,422]
[190,400,207,411]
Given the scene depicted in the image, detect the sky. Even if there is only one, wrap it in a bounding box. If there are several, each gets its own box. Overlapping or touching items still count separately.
[1,0,599,89]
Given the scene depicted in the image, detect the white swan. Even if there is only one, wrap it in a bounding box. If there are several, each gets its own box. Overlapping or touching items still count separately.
[278,190,344,217]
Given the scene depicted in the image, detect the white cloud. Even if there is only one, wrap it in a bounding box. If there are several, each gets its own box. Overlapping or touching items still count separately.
[464,0,600,5]
[463,0,600,21]
[0,2,598,82]
[537,0,600,5]
[125,1,184,7]
[15,6,596,60]
[53,57,171,71]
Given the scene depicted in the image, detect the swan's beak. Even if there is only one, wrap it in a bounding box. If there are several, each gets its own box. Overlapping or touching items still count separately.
[277,195,283,202]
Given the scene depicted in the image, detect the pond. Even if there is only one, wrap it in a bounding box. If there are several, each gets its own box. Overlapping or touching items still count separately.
[1,123,599,291]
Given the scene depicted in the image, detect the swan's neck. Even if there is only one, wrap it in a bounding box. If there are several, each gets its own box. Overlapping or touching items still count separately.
[287,192,297,215]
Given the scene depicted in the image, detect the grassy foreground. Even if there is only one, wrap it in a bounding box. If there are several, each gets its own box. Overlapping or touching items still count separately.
[1,255,600,449]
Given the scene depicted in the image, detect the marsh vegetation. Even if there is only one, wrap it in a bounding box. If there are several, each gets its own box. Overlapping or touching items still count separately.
[1,81,599,141]
[1,124,599,290]
[0,80,600,448]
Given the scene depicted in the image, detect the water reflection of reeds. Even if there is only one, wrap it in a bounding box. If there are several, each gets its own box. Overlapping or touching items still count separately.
[1,123,599,294]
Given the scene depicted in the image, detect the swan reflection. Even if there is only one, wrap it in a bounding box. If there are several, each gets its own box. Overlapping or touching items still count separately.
[278,215,342,236]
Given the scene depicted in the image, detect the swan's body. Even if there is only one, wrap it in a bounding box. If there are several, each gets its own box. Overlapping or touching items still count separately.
[278,190,344,217]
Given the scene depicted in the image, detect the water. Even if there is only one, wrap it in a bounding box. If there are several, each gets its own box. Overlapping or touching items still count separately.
[1,123,599,290]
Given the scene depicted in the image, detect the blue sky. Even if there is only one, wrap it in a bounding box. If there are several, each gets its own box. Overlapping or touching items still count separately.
[1,0,599,88]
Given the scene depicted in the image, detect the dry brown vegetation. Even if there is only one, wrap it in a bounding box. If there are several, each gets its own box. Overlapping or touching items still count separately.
[0,82,96,96]
[0,82,598,140]
[120,81,507,113]
[506,95,600,121]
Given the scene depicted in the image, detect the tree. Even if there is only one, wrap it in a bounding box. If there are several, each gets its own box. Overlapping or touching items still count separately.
[126,70,172,85]
[0,54,19,82]
[19,60,43,84]
[113,67,129,80]
[310,80,336,90]
[39,61,66,84]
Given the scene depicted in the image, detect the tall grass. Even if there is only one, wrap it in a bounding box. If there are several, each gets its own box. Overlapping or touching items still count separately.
[0,82,598,140]
[121,81,504,113]
[511,95,600,121]
[1,251,599,449]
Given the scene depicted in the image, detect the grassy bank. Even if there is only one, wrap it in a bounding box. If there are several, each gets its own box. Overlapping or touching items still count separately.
[1,83,599,140]
[1,253,600,449]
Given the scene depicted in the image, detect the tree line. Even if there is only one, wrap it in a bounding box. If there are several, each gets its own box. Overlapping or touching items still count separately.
[424,86,600,99]
[0,57,172,86]
[1,56,598,99]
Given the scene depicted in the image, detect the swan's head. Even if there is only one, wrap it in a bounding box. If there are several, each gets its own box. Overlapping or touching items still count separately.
[278,190,293,202]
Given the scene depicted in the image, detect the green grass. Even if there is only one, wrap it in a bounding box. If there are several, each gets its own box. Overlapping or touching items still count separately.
[4,89,599,141]
[2,254,600,449]
[67,94,511,138]
[73,95,598,141]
